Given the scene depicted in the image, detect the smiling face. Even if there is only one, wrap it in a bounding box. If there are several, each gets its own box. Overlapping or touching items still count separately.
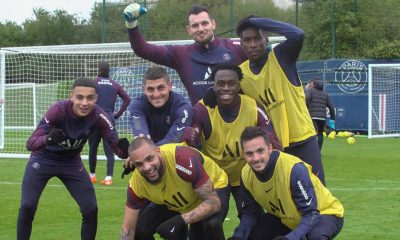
[130,142,165,184]
[143,78,172,108]
[240,27,268,62]
[69,86,97,117]
[242,136,273,173]
[213,69,241,106]
[186,11,216,47]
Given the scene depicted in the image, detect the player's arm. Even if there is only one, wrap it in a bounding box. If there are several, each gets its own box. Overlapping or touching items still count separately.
[26,103,65,151]
[248,17,304,62]
[177,147,221,224]
[120,186,147,240]
[114,85,132,119]
[128,98,151,139]
[230,178,262,239]
[156,98,193,145]
[179,102,208,147]
[96,110,128,159]
[286,163,321,240]
[124,4,179,69]
[256,103,283,150]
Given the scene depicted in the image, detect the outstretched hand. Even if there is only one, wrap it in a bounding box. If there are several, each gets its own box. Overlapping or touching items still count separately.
[47,129,66,145]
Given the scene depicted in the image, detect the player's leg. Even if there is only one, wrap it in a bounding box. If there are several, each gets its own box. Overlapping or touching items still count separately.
[59,163,98,240]
[17,158,53,240]
[249,212,291,240]
[306,215,344,240]
[88,129,101,181]
[136,203,187,240]
[101,138,115,184]
[316,120,326,150]
[188,186,229,240]
[284,137,326,185]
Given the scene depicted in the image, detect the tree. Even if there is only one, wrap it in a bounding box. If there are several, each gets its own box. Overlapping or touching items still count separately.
[0,21,24,47]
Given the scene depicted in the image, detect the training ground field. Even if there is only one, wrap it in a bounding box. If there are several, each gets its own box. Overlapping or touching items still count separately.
[0,136,399,239]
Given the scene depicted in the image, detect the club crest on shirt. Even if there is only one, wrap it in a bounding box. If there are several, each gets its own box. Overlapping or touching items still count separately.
[222,53,232,62]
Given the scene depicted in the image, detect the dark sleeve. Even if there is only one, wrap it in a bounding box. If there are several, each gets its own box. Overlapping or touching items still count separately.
[191,102,212,140]
[256,103,283,151]
[305,88,312,106]
[126,185,149,210]
[156,98,193,145]
[114,84,131,118]
[97,111,128,159]
[231,178,261,239]
[175,146,210,189]
[286,163,321,240]
[249,17,304,62]
[128,28,178,69]
[129,98,150,138]
[326,94,335,120]
[26,103,62,151]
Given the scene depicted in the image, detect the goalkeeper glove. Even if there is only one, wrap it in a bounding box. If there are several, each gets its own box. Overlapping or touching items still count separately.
[123,3,147,29]
[47,129,66,145]
[116,138,129,153]
[328,119,335,130]
[156,215,186,239]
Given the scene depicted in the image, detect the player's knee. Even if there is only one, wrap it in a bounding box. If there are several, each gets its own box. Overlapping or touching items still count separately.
[81,204,98,219]
[19,203,37,217]
[135,224,154,239]
[307,228,329,240]
[201,214,223,232]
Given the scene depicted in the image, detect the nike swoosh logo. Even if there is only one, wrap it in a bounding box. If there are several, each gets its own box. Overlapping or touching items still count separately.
[44,116,49,123]
[170,226,175,233]
[306,197,313,206]
[265,187,273,193]
[132,115,140,119]
[188,158,192,168]
[176,126,185,131]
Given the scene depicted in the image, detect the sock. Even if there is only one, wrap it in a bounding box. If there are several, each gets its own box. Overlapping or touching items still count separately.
[90,173,96,177]
[105,176,112,181]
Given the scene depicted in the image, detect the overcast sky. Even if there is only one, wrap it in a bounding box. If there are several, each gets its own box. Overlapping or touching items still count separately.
[0,0,99,24]
[0,0,293,25]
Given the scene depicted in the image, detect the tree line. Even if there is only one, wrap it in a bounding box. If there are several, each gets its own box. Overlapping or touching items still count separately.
[1,0,399,60]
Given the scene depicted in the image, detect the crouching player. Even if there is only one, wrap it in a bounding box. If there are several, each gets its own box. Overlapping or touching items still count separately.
[120,137,229,240]
[228,127,344,240]
[17,77,129,240]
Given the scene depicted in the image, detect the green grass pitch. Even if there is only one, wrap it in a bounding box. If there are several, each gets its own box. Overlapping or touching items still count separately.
[0,136,399,239]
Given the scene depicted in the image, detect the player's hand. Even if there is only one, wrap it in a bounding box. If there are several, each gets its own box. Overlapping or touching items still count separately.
[272,236,289,240]
[123,3,147,29]
[180,127,200,147]
[202,87,217,108]
[121,156,135,179]
[46,128,66,145]
[156,215,186,239]
[117,138,130,152]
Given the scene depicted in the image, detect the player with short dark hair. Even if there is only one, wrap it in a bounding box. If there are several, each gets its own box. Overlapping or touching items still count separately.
[236,16,326,185]
[227,126,344,240]
[182,63,282,221]
[88,61,131,185]
[123,3,247,104]
[120,137,229,240]
[17,77,128,240]
[129,66,192,145]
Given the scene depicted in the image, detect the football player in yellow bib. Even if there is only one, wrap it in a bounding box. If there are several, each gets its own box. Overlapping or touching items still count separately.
[120,137,229,240]
[182,63,282,221]
[236,16,326,185]
[228,127,344,240]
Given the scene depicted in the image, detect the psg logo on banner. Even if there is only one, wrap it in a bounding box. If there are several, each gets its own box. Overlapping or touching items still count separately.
[334,60,367,94]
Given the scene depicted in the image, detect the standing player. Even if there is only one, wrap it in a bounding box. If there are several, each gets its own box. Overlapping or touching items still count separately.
[129,66,192,145]
[228,127,344,240]
[120,137,229,240]
[123,3,247,104]
[236,16,326,185]
[89,61,131,185]
[17,77,128,240]
[182,63,282,220]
